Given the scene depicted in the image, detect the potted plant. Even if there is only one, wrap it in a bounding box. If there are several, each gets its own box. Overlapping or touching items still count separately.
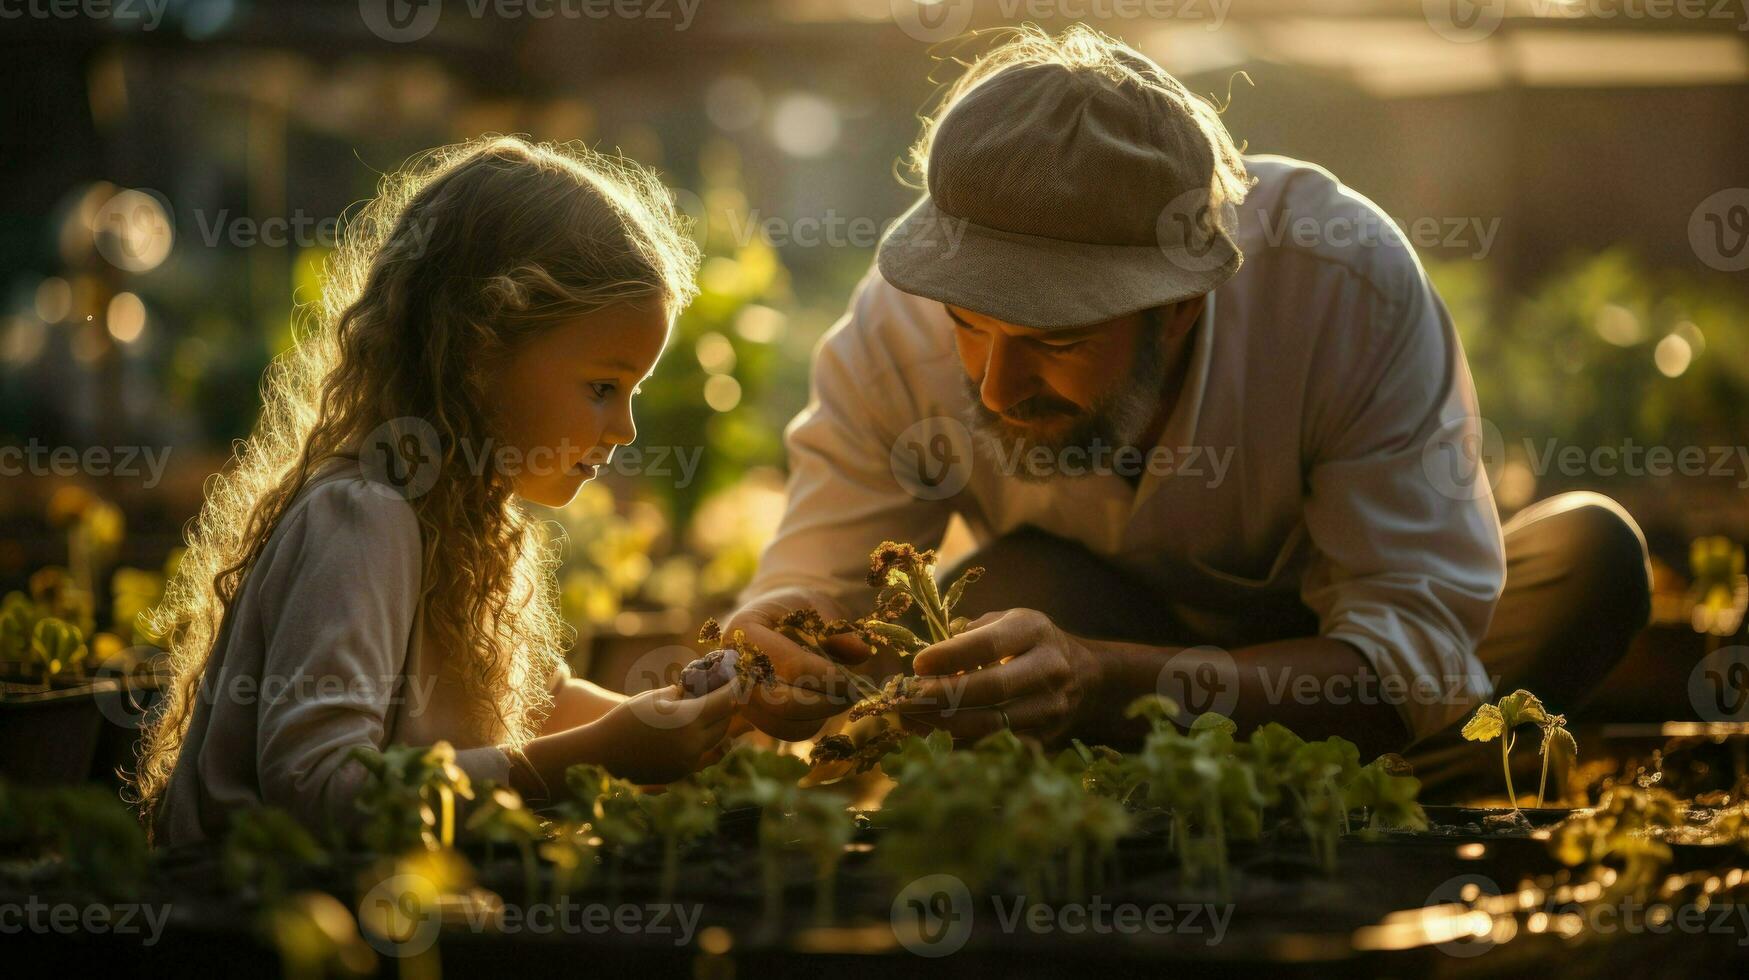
[1459,688,1579,830]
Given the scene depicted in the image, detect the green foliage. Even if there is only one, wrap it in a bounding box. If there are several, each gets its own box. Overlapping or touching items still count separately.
[1462,689,1575,810]
[637,783,719,903]
[784,789,858,924]
[695,745,808,811]
[349,742,475,853]
[1688,535,1747,636]
[30,618,88,682]
[0,779,149,897]
[1344,761,1429,833]
[879,730,1134,900]
[1552,783,1682,901]
[1436,248,1749,467]
[538,823,599,904]
[466,784,545,901]
[224,807,328,903]
[560,763,649,850]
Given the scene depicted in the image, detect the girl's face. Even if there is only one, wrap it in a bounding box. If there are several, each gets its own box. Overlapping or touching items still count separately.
[491,300,671,508]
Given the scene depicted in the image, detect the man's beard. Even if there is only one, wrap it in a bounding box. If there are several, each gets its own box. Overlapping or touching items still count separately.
[960,326,1170,483]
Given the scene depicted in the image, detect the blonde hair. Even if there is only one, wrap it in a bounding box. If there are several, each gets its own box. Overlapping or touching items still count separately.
[906,24,1251,218]
[133,137,700,832]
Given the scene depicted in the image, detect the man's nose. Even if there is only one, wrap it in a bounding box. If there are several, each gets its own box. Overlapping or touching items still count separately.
[980,336,1040,416]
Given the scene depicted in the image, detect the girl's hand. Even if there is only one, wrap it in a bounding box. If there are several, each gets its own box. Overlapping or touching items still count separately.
[725,588,870,742]
[585,679,745,784]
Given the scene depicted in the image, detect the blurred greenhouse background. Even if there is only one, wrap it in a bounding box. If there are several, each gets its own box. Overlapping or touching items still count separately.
[3,0,1748,685]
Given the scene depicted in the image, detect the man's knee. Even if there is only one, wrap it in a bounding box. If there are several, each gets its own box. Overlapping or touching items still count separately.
[1515,492,1651,626]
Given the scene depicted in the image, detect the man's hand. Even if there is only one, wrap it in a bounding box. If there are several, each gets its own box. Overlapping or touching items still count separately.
[723,588,873,741]
[899,608,1104,745]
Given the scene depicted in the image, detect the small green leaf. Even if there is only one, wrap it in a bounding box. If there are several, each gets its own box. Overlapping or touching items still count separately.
[1496,689,1548,729]
[1461,703,1504,742]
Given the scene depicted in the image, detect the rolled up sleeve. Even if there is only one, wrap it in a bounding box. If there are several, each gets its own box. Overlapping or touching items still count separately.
[743,269,953,608]
[1298,257,1506,742]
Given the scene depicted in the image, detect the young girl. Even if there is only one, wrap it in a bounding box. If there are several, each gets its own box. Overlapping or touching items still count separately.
[135,137,743,846]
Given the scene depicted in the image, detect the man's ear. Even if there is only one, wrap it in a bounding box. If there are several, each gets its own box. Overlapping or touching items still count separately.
[1160,295,1206,340]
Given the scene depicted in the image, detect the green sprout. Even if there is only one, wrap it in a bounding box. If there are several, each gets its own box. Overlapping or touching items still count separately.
[0,592,42,666]
[29,617,87,687]
[784,789,857,925]
[349,742,475,853]
[538,822,598,905]
[1461,689,1573,810]
[223,807,329,904]
[465,784,544,901]
[1552,782,1681,901]
[560,763,650,901]
[1344,758,1429,834]
[637,782,719,904]
[265,891,377,980]
[695,746,807,924]
[1689,535,1748,638]
[1537,713,1577,808]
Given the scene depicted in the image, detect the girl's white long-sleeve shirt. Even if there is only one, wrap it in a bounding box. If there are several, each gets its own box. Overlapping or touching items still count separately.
[156,463,568,846]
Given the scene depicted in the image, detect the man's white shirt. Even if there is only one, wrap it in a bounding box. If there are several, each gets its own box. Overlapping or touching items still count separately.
[744,155,1507,741]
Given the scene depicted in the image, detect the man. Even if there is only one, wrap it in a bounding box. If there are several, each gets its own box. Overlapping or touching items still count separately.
[726,27,1650,788]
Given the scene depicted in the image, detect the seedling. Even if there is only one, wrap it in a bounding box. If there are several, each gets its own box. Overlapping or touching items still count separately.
[785,789,856,924]
[694,746,807,923]
[561,763,649,900]
[30,617,87,687]
[808,542,988,740]
[224,806,329,904]
[265,891,378,980]
[637,782,719,903]
[1344,758,1429,833]
[538,822,598,904]
[1537,713,1577,808]
[1552,782,1681,901]
[1461,689,1574,811]
[466,784,544,901]
[1688,535,1747,639]
[349,741,475,853]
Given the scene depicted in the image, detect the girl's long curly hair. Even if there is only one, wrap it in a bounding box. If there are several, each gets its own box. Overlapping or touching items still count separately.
[131,136,700,832]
